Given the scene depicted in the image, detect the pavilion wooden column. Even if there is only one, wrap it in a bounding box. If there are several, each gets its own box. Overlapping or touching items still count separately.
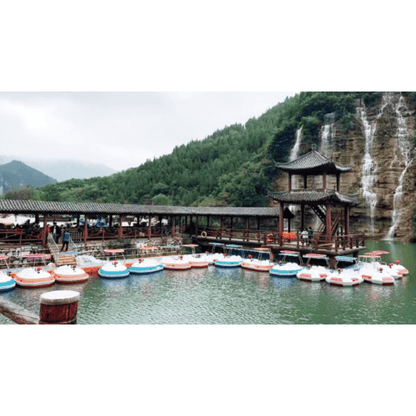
[326,203,332,243]
[301,204,305,231]
[195,216,199,236]
[172,215,176,237]
[220,216,223,237]
[323,172,327,191]
[148,215,152,239]
[336,173,340,192]
[42,215,48,247]
[76,215,80,227]
[345,205,350,236]
[279,202,284,245]
[158,216,163,238]
[109,215,113,227]
[304,175,307,189]
[288,173,292,192]
[118,216,123,239]
[84,215,88,243]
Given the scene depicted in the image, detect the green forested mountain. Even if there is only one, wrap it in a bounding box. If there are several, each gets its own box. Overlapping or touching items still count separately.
[8,92,387,207]
[0,160,57,195]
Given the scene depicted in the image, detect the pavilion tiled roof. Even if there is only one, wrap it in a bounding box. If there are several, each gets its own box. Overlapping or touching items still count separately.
[275,150,352,174]
[0,200,279,217]
[268,190,359,206]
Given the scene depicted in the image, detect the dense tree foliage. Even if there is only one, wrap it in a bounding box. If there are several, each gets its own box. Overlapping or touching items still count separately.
[5,92,382,207]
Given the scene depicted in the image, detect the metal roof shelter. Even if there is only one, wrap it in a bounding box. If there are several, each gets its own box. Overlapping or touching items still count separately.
[0,200,279,217]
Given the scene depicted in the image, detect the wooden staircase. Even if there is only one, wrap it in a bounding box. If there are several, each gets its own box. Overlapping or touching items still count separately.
[47,235,76,266]
[316,210,345,236]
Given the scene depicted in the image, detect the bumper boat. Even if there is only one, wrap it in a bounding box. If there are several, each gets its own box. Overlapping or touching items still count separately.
[297,253,330,281]
[160,256,192,270]
[270,250,304,277]
[214,254,243,268]
[129,258,164,274]
[0,272,16,292]
[54,265,89,284]
[98,261,130,279]
[241,256,274,272]
[14,267,55,288]
[358,254,395,285]
[326,268,364,286]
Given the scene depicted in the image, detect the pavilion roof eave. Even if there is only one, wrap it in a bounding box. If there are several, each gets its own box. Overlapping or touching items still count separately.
[268,190,359,206]
[274,150,352,174]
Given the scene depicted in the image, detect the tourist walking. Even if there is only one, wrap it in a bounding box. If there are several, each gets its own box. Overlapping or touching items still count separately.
[61,228,70,252]
[301,229,308,246]
[308,227,313,245]
[51,222,58,242]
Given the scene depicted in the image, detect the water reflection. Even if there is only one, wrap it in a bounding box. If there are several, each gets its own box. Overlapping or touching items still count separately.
[215,267,241,280]
[270,276,297,290]
[1,239,416,324]
[129,270,162,286]
[364,283,395,303]
[100,276,130,290]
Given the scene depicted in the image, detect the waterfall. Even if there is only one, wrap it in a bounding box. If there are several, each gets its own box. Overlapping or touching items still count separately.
[289,127,302,162]
[357,106,378,232]
[358,93,392,233]
[319,113,335,158]
[288,128,302,223]
[386,95,413,240]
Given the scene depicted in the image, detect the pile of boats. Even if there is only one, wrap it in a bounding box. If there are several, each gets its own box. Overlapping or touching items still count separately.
[0,246,409,293]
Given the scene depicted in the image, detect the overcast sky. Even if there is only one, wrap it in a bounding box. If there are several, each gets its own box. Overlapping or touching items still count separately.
[0,92,297,172]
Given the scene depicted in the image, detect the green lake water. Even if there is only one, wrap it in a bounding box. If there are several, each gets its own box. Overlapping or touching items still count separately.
[1,240,415,324]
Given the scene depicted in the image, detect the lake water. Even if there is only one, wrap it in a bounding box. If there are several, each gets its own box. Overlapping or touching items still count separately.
[1,240,415,324]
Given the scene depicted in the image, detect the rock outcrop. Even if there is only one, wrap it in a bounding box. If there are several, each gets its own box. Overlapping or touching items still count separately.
[276,92,416,242]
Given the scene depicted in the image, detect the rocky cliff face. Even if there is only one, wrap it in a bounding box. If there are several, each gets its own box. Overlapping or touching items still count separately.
[273,92,416,242]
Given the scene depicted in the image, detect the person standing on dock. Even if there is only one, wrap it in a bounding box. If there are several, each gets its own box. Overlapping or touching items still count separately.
[61,228,70,252]
[308,227,313,246]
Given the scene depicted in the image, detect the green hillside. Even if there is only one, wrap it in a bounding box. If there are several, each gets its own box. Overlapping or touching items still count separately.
[13,92,383,207]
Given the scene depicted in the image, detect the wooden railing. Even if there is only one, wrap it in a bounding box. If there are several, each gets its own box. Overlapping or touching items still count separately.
[197,227,366,252]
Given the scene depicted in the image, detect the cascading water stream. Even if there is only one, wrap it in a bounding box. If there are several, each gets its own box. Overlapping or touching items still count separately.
[289,127,302,162]
[386,95,413,239]
[357,93,392,233]
[357,106,378,233]
[288,128,302,218]
[319,113,335,158]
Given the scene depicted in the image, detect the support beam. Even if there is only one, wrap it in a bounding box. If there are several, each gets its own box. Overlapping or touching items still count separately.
[148,215,151,239]
[84,214,88,243]
[336,173,340,192]
[279,202,284,244]
[118,216,123,239]
[42,215,48,247]
[301,204,305,231]
[323,172,327,191]
[345,205,350,236]
[288,173,292,192]
[304,175,307,190]
[326,203,332,243]
[172,215,176,237]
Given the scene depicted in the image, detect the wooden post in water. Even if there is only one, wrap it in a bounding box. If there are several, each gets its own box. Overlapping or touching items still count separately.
[39,290,80,324]
[0,290,80,325]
